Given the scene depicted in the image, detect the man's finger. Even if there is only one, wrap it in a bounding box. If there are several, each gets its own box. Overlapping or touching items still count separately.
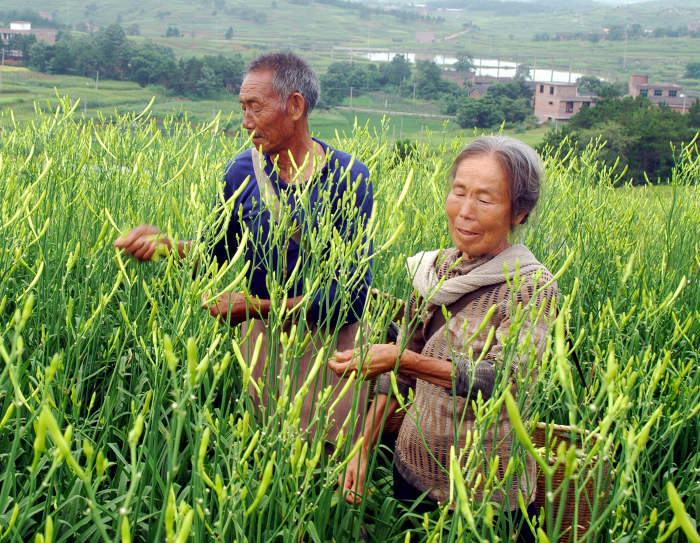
[122,226,147,247]
[132,240,153,261]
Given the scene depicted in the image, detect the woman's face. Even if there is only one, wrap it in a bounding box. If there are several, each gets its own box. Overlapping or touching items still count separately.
[446,154,525,259]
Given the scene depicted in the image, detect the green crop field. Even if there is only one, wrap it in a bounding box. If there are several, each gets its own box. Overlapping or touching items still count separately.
[0,98,699,542]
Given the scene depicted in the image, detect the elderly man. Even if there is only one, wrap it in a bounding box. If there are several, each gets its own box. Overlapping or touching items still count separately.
[115,51,373,442]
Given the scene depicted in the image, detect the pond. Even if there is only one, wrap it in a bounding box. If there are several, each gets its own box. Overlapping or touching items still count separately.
[357,51,584,83]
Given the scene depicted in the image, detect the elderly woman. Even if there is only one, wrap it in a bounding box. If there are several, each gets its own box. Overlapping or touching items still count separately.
[329,136,558,540]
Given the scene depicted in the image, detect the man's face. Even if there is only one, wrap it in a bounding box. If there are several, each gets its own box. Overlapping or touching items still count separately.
[239,70,295,155]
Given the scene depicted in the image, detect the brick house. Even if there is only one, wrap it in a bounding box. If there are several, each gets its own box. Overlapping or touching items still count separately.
[628,74,688,113]
[0,21,56,64]
[534,82,595,121]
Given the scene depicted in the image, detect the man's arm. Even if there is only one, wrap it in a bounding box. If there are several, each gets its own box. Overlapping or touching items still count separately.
[203,293,309,326]
[114,225,193,261]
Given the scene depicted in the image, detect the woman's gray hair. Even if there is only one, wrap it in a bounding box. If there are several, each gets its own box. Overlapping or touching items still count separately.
[449,135,544,225]
[247,51,321,117]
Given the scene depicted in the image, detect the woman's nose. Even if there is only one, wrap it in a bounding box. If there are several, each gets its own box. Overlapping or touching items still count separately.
[459,196,477,219]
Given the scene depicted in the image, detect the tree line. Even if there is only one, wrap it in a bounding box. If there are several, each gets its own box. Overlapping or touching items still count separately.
[313,0,445,24]
[18,24,245,99]
[539,97,700,184]
[0,9,63,29]
[319,56,534,129]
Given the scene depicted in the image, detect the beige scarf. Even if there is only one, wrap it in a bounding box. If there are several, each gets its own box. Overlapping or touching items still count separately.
[407,244,544,306]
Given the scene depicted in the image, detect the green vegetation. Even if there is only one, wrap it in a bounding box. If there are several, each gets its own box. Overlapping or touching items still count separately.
[454,80,534,129]
[539,96,700,183]
[0,99,700,542]
[22,24,245,99]
[687,62,700,80]
[319,56,413,107]
[577,75,628,100]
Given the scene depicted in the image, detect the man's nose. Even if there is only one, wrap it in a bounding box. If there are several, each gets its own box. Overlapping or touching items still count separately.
[241,111,255,130]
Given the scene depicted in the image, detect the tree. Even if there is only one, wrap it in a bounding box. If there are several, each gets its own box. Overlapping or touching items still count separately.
[381,54,411,87]
[538,97,696,184]
[225,26,234,40]
[93,24,130,79]
[577,76,628,100]
[414,60,460,99]
[606,26,626,41]
[685,62,700,79]
[4,33,37,59]
[196,65,219,98]
[515,63,532,81]
[126,23,140,36]
[487,81,533,104]
[28,41,51,71]
[320,72,348,106]
[687,99,700,128]
[453,52,475,72]
[166,26,180,38]
[457,98,504,129]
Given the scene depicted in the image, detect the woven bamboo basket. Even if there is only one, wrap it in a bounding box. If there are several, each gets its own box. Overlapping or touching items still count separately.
[532,422,610,541]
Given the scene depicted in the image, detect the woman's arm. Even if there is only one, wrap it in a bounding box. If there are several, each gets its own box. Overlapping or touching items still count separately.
[340,393,400,504]
[329,344,453,389]
[330,345,498,399]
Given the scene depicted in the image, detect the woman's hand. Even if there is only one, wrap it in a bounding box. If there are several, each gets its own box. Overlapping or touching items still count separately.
[328,344,400,380]
[340,448,368,504]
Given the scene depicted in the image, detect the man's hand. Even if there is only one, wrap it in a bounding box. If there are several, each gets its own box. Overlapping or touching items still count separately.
[202,292,262,326]
[114,225,168,262]
[340,449,368,504]
[328,344,400,380]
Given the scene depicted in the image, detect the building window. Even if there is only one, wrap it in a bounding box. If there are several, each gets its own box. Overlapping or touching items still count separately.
[549,101,554,105]
[654,89,663,97]
[540,85,544,93]
[669,90,677,97]
[640,89,648,97]
[566,102,574,113]
[549,86,554,95]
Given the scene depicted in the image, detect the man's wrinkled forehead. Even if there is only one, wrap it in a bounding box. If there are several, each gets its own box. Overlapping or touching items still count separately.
[240,70,279,102]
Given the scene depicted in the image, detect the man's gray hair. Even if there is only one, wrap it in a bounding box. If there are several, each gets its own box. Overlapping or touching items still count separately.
[449,135,544,225]
[247,51,321,117]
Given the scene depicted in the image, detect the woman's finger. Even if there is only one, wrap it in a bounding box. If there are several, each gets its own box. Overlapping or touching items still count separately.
[334,349,356,361]
[328,359,350,376]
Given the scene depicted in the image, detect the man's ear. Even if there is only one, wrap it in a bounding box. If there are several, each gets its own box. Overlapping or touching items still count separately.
[288,92,306,121]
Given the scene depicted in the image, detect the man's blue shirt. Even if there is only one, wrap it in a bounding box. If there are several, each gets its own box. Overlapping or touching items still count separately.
[211,138,373,327]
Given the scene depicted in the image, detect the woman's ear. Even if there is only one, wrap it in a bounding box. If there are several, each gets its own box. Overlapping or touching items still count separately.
[512,210,528,227]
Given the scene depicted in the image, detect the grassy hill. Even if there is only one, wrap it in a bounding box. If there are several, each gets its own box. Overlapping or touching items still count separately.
[13,0,699,94]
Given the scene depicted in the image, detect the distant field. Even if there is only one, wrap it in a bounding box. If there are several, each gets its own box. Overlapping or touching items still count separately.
[18,0,700,94]
[0,68,547,149]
